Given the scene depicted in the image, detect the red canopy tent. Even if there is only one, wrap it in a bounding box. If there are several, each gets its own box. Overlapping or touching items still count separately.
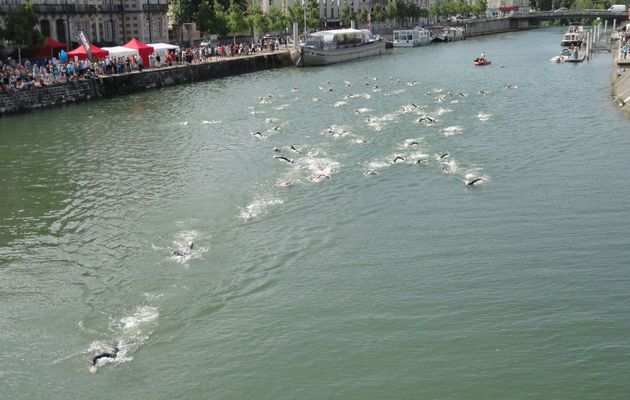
[122,38,154,67]
[31,37,66,58]
[67,43,109,61]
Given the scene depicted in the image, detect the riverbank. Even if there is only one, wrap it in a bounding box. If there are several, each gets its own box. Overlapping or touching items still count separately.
[0,50,291,117]
[611,39,630,115]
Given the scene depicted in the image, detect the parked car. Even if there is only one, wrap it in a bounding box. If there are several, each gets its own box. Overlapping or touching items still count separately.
[608,4,627,11]
[554,7,568,12]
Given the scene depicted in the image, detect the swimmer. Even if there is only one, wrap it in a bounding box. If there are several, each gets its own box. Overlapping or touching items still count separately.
[479,90,489,95]
[416,159,428,165]
[274,155,294,164]
[310,174,330,182]
[289,145,300,153]
[439,153,450,159]
[272,126,282,131]
[276,179,294,187]
[406,140,419,147]
[364,170,378,176]
[90,347,119,373]
[172,241,194,257]
[393,156,405,163]
[465,178,483,186]
[251,131,263,139]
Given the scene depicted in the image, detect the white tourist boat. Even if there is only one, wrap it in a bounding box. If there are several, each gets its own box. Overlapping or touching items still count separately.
[561,24,585,47]
[295,29,386,66]
[392,28,431,47]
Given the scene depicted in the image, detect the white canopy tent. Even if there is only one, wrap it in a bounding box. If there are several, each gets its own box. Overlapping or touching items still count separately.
[101,46,140,59]
[147,43,180,66]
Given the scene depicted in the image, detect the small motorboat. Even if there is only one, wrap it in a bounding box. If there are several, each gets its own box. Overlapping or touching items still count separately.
[474,58,491,66]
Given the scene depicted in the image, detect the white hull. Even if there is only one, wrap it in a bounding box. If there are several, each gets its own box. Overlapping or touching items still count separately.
[392,38,431,47]
[300,41,386,66]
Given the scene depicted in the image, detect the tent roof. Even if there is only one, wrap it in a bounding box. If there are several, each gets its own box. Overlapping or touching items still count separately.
[101,46,140,58]
[31,37,67,57]
[43,37,66,49]
[147,43,180,50]
[123,38,154,51]
[68,43,108,57]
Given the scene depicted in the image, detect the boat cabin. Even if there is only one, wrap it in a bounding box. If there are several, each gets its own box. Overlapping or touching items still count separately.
[392,29,431,47]
[305,29,374,50]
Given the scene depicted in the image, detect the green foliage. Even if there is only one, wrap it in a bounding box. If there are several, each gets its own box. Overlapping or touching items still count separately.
[357,8,369,24]
[213,0,230,36]
[247,4,267,35]
[386,1,398,20]
[171,0,202,24]
[196,0,213,35]
[573,0,595,9]
[1,3,43,48]
[267,5,288,33]
[341,4,352,27]
[227,0,248,37]
[287,2,305,31]
[374,3,387,22]
[472,0,488,15]
[305,0,321,30]
[428,3,441,17]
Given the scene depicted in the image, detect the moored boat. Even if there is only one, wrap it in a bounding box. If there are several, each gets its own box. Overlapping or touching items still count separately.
[295,29,386,67]
[392,28,431,47]
[561,24,585,47]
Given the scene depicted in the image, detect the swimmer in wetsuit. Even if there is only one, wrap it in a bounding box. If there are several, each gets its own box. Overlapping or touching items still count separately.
[90,347,119,373]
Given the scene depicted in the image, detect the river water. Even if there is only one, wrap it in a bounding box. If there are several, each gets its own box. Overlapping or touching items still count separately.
[1,27,630,399]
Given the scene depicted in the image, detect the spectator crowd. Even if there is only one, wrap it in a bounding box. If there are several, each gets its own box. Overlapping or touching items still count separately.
[1,37,285,94]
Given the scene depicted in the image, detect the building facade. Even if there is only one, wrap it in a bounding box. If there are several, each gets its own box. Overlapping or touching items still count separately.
[486,0,530,17]
[0,0,169,47]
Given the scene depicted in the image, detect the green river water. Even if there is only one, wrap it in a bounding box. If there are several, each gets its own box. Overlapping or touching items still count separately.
[1,27,629,399]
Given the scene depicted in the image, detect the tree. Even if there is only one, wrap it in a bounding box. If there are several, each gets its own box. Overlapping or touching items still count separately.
[0,3,43,63]
[386,1,398,24]
[196,0,214,37]
[247,4,268,38]
[171,0,203,24]
[288,2,305,32]
[227,0,248,42]
[341,4,352,27]
[267,5,288,34]
[472,0,487,16]
[357,8,369,24]
[213,0,230,37]
[374,3,387,22]
[305,0,321,30]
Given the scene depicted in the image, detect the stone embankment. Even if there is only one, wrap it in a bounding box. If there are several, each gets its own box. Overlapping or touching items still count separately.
[463,18,531,37]
[611,40,630,115]
[0,50,292,117]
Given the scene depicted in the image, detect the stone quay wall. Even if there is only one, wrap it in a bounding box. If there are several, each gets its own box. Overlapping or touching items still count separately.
[464,18,531,38]
[0,51,292,117]
[611,42,630,115]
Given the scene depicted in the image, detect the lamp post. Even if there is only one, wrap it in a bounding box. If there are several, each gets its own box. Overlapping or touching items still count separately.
[147,0,153,43]
[65,0,71,49]
[110,0,115,43]
[303,0,307,35]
